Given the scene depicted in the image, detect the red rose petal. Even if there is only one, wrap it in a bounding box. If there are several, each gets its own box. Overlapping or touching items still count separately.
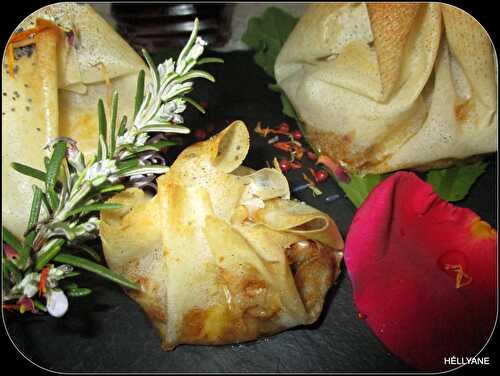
[345,172,497,371]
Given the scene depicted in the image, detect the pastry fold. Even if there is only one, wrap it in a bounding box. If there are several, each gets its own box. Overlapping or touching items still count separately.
[100,121,344,349]
[275,3,497,174]
[2,3,145,236]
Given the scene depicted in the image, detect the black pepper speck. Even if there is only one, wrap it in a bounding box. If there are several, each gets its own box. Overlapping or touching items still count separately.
[26,106,30,112]
[11,108,15,112]
[36,128,41,132]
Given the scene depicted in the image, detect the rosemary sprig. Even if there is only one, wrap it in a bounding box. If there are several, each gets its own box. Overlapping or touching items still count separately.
[2,18,222,317]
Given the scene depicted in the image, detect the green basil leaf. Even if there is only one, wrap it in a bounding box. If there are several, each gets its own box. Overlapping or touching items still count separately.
[280,93,298,120]
[242,7,298,79]
[426,161,488,202]
[337,174,388,208]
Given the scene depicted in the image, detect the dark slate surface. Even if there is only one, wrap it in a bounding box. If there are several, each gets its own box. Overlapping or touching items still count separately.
[4,51,497,373]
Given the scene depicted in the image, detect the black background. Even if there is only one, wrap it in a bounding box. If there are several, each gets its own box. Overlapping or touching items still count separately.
[1,2,498,374]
